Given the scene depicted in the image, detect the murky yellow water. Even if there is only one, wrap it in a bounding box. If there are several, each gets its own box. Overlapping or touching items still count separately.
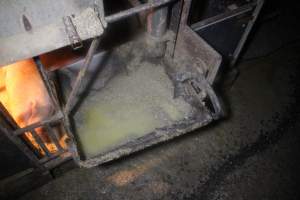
[75,62,192,158]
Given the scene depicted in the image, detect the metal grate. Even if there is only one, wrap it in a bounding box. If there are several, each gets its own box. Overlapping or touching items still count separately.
[0,57,71,169]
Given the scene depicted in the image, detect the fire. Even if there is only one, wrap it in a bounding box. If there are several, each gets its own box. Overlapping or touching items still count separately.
[0,58,67,156]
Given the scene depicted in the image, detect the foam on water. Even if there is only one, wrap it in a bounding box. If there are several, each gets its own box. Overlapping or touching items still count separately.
[75,61,193,158]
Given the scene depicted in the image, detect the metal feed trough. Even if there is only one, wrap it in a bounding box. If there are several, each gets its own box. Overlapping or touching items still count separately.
[0,0,223,169]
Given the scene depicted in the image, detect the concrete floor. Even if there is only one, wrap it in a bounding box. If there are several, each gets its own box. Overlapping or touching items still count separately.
[18,3,300,200]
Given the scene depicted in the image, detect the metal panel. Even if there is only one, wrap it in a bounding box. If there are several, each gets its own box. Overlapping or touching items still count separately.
[0,0,101,66]
[174,0,222,84]
[190,0,264,66]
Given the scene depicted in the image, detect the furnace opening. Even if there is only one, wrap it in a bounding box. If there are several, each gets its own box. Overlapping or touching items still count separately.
[0,58,68,157]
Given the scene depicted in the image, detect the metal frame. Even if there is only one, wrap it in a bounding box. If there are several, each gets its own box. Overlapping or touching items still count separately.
[0,0,224,169]
[61,0,179,167]
[0,0,174,66]
[191,2,256,31]
[190,0,265,66]
[173,0,222,84]
[0,104,45,171]
[0,57,69,171]
[61,0,223,167]
[230,0,264,66]
[0,0,178,171]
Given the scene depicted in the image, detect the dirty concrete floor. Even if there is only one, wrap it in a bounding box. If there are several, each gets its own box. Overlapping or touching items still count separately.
[19,4,300,200]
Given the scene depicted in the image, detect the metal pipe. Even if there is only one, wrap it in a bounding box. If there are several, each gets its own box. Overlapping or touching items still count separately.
[105,0,174,23]
[127,0,147,24]
[64,37,101,114]
[147,1,169,38]
[13,112,63,136]
[146,0,170,57]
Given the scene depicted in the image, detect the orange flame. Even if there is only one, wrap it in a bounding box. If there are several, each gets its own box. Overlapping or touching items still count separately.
[0,59,67,156]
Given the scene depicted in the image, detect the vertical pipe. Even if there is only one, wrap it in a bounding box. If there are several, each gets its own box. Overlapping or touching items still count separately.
[147,4,168,37]
[147,0,169,57]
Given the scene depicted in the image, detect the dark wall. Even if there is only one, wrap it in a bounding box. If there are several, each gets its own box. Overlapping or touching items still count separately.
[0,119,34,180]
